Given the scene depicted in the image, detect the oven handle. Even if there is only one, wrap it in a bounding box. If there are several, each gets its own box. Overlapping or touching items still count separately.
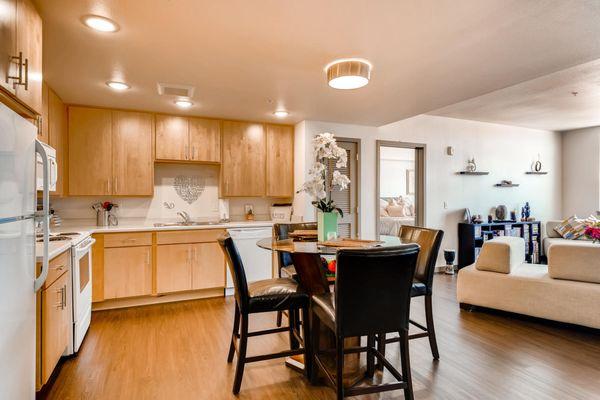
[75,238,96,257]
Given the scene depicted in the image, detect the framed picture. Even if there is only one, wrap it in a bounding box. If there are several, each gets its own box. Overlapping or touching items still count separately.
[406,169,415,195]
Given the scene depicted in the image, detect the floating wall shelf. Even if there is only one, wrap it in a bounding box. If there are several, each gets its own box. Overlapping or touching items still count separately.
[494,183,520,187]
[457,171,489,175]
[525,171,548,175]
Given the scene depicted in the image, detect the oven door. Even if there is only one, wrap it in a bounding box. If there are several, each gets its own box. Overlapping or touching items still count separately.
[72,237,95,353]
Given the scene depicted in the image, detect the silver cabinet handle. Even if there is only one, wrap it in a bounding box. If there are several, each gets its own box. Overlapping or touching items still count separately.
[23,57,29,90]
[62,286,67,309]
[7,52,24,87]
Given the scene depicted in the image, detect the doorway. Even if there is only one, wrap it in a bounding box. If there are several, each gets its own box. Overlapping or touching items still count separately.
[376,141,426,239]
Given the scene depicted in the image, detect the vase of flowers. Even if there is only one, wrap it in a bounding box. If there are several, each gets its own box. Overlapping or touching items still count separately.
[584,222,600,243]
[299,132,351,241]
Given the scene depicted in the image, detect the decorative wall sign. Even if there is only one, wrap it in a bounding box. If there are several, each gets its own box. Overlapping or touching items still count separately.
[173,175,205,204]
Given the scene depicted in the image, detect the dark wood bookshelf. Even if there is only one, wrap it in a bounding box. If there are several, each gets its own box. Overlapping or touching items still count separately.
[458,221,542,268]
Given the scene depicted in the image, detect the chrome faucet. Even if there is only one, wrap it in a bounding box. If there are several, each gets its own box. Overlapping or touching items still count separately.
[177,211,191,223]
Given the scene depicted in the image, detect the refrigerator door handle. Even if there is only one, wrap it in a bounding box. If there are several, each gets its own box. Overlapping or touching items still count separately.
[34,140,50,292]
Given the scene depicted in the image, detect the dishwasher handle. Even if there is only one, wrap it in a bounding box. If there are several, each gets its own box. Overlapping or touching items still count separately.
[227,228,272,240]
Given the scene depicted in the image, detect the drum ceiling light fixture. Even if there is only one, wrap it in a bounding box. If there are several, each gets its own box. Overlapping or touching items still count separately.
[325,58,372,89]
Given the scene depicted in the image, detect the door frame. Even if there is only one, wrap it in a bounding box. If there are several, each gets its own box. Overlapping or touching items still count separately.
[376,140,426,237]
[336,137,361,238]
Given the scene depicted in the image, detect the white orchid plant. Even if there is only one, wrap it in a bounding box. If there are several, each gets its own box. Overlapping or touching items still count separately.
[299,132,351,216]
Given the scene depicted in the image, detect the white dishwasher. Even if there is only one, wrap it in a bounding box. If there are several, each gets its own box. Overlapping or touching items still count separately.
[226,227,273,296]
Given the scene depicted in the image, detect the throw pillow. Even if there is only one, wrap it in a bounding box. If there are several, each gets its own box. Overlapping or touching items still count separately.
[387,205,406,217]
[554,216,587,239]
[380,206,389,217]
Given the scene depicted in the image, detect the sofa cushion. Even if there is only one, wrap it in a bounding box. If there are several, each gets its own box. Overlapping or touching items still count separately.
[548,241,600,284]
[554,216,586,239]
[475,236,525,274]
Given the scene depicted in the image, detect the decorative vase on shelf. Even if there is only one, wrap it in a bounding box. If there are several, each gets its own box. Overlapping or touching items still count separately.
[317,211,339,241]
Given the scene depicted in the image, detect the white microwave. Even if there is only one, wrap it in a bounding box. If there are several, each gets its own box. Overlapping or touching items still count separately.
[36,141,57,192]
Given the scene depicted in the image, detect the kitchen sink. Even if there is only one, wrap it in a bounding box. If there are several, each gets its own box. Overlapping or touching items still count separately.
[153,221,221,227]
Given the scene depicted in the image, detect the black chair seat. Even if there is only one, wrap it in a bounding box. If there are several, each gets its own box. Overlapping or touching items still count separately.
[248,278,308,313]
[411,282,428,297]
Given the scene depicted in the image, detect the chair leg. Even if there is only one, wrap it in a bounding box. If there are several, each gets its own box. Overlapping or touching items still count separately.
[301,307,312,380]
[232,314,248,395]
[276,310,283,327]
[425,294,440,360]
[289,308,300,350]
[376,332,386,370]
[309,311,321,385]
[366,335,375,378]
[336,336,344,400]
[399,330,414,400]
[227,303,240,363]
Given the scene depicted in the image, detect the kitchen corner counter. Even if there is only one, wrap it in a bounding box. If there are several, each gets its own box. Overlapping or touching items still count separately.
[36,240,72,262]
[52,219,275,235]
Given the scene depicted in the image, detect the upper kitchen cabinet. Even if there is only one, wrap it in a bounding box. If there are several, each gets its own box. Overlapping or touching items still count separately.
[266,124,294,198]
[155,114,188,161]
[68,107,112,196]
[0,0,42,114]
[68,107,154,196]
[155,115,221,163]
[112,111,154,196]
[221,121,266,197]
[189,117,220,163]
[46,85,67,196]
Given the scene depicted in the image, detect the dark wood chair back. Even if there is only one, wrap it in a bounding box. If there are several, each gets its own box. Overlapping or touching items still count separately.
[399,226,443,290]
[334,244,420,337]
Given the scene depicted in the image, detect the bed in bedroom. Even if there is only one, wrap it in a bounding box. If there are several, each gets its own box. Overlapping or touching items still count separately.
[379,196,416,236]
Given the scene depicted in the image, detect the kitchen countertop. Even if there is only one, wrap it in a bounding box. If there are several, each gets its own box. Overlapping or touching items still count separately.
[36,240,72,262]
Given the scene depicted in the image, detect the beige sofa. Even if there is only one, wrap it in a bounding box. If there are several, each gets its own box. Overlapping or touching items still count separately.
[457,236,600,329]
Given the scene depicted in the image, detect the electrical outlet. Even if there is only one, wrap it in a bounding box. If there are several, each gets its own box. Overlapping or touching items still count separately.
[443,201,448,209]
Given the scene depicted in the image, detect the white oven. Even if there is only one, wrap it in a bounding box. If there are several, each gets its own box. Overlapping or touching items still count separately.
[69,235,95,354]
[36,141,57,192]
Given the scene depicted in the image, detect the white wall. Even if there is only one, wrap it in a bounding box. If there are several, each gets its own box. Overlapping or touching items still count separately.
[562,126,600,217]
[295,115,563,264]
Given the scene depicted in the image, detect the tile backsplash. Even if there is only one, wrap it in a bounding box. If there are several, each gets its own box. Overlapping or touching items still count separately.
[51,164,276,221]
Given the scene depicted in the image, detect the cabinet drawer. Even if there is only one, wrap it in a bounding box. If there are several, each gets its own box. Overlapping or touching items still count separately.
[43,250,71,289]
[156,229,226,245]
[104,232,152,248]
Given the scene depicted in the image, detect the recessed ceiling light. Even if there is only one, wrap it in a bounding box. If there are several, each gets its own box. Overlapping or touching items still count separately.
[106,81,130,91]
[82,15,119,32]
[175,99,193,108]
[325,58,372,90]
[273,110,289,118]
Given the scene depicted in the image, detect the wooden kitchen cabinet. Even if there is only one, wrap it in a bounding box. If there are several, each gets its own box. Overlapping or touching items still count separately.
[266,124,294,198]
[191,242,225,290]
[155,114,189,161]
[68,107,112,195]
[189,117,220,162]
[221,121,266,197]
[156,243,192,294]
[40,268,70,385]
[39,81,48,143]
[0,0,17,96]
[112,111,154,196]
[14,0,42,114]
[47,84,67,196]
[68,107,153,196]
[103,246,152,299]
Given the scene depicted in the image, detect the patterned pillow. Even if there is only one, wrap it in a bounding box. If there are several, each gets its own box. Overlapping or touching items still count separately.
[554,216,587,239]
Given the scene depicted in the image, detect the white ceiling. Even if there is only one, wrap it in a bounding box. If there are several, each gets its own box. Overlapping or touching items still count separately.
[430,59,600,131]
[35,0,600,126]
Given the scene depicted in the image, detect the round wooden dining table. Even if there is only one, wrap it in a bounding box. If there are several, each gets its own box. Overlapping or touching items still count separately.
[256,237,402,386]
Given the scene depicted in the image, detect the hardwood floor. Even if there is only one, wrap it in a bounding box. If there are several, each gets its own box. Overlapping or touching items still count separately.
[44,275,600,400]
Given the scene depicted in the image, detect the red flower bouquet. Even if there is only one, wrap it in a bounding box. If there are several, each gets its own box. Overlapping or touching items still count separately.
[584,223,600,243]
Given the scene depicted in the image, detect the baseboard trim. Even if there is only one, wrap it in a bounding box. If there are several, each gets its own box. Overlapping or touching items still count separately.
[92,288,225,311]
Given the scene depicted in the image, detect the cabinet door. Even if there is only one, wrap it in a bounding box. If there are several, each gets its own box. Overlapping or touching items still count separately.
[103,246,152,299]
[48,86,67,196]
[112,111,154,196]
[38,81,48,143]
[221,121,266,197]
[68,107,112,195]
[0,0,16,95]
[15,0,42,114]
[191,242,225,290]
[156,244,192,294]
[41,271,69,384]
[266,124,294,197]
[155,115,188,161]
[189,117,220,163]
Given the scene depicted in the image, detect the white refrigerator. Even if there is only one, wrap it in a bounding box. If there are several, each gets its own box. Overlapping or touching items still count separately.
[0,102,51,399]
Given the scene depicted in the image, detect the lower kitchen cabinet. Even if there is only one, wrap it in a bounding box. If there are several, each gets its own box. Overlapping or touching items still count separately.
[192,242,225,290]
[156,243,192,294]
[103,246,152,299]
[41,271,70,384]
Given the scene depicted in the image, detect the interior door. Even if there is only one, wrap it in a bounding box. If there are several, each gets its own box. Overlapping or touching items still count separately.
[327,140,358,238]
[112,111,154,196]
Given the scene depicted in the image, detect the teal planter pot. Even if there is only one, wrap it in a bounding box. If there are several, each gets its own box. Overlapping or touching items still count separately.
[318,211,339,241]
